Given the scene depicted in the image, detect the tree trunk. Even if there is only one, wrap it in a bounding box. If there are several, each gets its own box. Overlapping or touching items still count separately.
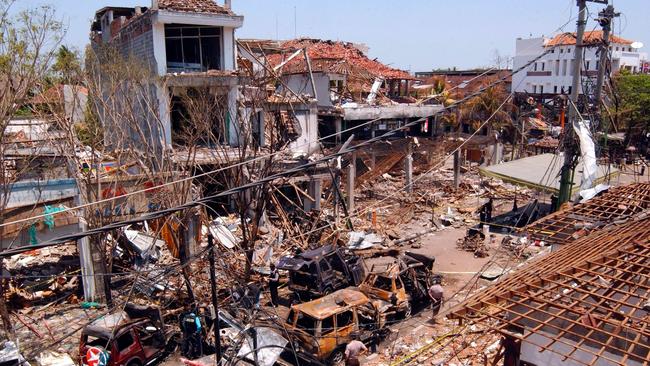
[0,259,14,340]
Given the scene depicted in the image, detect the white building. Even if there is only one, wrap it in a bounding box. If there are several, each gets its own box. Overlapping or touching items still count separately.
[512,30,647,96]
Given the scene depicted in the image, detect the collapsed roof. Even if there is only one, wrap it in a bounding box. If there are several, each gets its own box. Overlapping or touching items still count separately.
[520,182,650,246]
[451,211,650,365]
[156,0,233,15]
[263,38,414,81]
[545,30,633,47]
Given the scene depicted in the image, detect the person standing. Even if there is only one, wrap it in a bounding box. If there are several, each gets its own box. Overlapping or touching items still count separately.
[268,263,280,306]
[344,339,367,366]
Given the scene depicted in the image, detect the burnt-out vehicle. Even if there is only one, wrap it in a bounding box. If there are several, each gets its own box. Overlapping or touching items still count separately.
[278,288,388,365]
[359,250,436,318]
[79,303,178,366]
[277,245,365,300]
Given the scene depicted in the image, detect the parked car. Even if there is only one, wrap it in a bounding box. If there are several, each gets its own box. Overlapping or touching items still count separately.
[360,251,435,318]
[277,245,365,300]
[279,288,388,365]
[79,303,178,366]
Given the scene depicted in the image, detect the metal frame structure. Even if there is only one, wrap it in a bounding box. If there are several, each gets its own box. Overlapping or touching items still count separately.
[520,183,650,246]
[452,209,650,365]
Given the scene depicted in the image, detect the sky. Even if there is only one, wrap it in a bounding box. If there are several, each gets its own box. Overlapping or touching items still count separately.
[13,0,650,72]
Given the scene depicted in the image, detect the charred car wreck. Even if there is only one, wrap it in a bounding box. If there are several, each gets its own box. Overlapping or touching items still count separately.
[277,245,365,300]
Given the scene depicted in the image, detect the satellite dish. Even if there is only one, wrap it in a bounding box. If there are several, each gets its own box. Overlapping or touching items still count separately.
[631,41,644,49]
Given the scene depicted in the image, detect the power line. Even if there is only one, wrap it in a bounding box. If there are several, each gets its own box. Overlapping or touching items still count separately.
[0,46,556,258]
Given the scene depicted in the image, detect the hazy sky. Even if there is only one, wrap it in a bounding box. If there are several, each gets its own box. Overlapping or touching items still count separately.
[13,0,649,72]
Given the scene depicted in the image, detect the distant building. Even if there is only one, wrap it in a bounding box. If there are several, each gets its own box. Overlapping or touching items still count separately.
[512,31,648,96]
[415,69,513,98]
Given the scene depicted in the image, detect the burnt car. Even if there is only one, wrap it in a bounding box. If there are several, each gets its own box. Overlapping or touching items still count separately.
[79,303,178,366]
[279,288,388,365]
[359,251,435,318]
[277,245,365,300]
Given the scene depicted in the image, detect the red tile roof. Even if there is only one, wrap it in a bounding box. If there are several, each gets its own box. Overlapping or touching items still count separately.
[266,38,413,81]
[157,0,233,15]
[546,30,632,47]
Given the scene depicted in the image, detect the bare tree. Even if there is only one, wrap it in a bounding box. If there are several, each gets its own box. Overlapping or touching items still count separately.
[0,0,64,338]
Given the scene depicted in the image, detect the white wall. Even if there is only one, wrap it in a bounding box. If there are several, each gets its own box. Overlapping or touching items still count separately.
[288,105,319,156]
[283,73,341,107]
[512,36,645,94]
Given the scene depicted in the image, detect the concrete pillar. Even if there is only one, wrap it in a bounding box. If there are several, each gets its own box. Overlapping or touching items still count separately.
[334,173,341,223]
[347,152,356,214]
[453,149,461,189]
[77,213,97,302]
[335,118,342,144]
[369,149,376,169]
[304,177,323,211]
[183,211,199,258]
[227,86,239,146]
[405,153,413,193]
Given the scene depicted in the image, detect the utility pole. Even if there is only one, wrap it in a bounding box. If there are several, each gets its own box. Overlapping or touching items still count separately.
[557,0,591,206]
[594,5,619,115]
[207,234,222,364]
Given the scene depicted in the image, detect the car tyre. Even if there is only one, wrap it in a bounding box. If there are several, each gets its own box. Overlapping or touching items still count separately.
[404,303,412,318]
[328,349,345,366]
[400,302,412,319]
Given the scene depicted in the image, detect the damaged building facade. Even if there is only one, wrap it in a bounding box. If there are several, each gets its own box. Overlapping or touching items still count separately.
[240,38,442,147]
[91,0,243,150]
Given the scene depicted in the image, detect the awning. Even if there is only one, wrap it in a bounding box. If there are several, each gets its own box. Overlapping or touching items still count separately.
[479,153,619,195]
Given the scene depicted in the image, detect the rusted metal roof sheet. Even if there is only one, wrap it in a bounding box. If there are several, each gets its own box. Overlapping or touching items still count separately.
[450,215,650,366]
[520,182,650,246]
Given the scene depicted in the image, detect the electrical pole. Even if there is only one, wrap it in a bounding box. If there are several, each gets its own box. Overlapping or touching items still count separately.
[594,5,619,115]
[557,0,590,206]
[207,234,222,364]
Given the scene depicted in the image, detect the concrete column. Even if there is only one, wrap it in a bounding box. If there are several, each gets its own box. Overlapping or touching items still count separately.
[347,152,356,214]
[334,173,341,223]
[304,177,323,211]
[453,149,461,189]
[227,86,239,146]
[405,153,413,193]
[335,118,342,144]
[405,142,413,193]
[155,84,172,150]
[183,211,199,259]
[77,212,97,302]
[369,149,376,169]
[74,193,102,302]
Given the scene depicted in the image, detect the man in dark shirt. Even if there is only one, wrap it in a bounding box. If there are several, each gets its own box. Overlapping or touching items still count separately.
[269,263,280,306]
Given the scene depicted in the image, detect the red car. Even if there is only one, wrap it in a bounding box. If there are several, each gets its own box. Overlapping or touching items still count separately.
[80,304,178,366]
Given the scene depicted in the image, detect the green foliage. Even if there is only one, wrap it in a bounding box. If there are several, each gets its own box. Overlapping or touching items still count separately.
[614,73,650,140]
[52,45,81,83]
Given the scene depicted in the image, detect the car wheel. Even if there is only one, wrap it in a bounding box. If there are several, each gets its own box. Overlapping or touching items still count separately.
[328,349,345,366]
[401,303,412,319]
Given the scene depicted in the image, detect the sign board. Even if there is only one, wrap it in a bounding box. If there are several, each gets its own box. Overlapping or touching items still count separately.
[85,347,108,366]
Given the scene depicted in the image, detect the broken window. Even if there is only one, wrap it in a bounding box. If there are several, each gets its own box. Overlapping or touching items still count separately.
[336,310,354,328]
[321,315,335,335]
[116,331,135,352]
[165,24,222,72]
[295,311,317,336]
[375,276,393,291]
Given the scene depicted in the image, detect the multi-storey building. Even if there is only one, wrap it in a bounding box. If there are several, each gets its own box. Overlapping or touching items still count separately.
[512,31,647,96]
